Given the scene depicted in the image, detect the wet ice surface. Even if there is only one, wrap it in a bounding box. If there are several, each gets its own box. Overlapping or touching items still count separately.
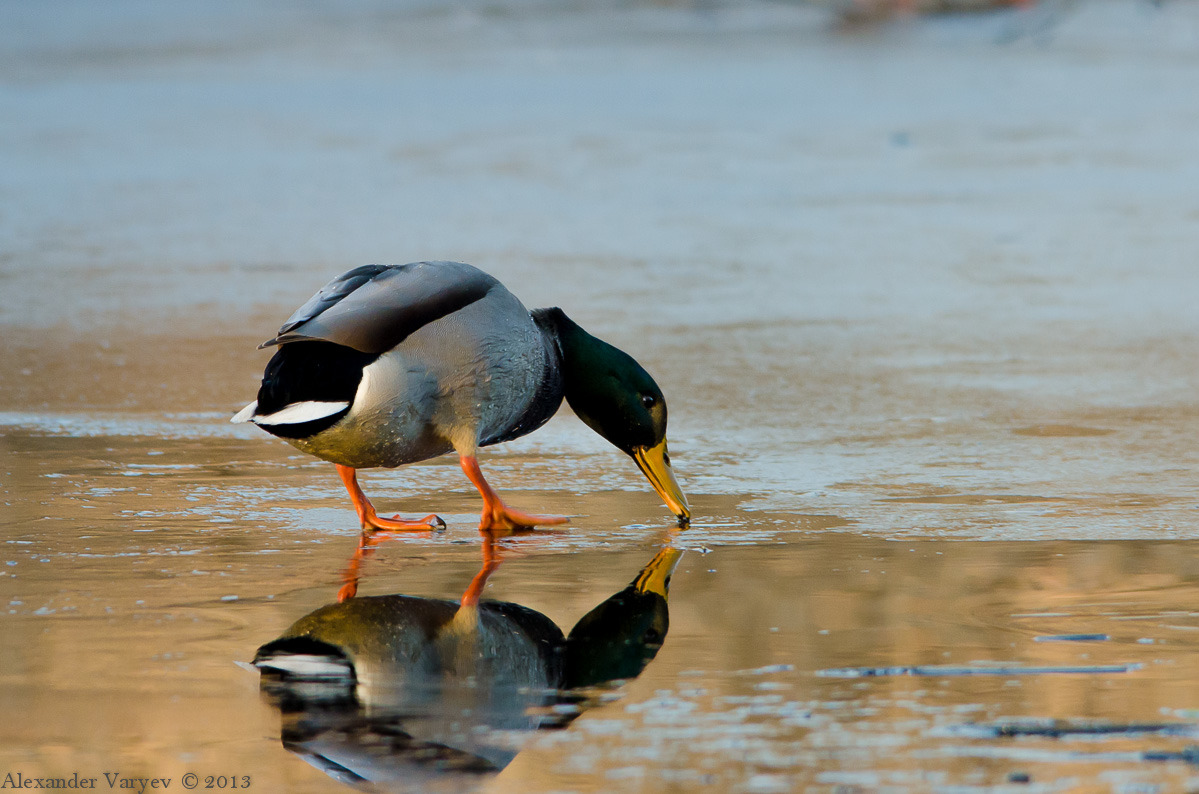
[6,0,1199,791]
[12,427,1199,793]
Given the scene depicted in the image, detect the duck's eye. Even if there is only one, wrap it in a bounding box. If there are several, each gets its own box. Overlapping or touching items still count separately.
[641,394,657,408]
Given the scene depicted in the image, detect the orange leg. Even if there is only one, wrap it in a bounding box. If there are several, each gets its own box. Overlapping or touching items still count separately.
[458,454,569,532]
[336,464,446,533]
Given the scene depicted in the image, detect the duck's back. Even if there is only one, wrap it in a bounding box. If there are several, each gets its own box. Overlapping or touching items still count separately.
[256,262,564,468]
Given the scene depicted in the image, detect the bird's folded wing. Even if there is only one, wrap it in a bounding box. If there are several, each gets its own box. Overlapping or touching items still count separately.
[260,261,499,354]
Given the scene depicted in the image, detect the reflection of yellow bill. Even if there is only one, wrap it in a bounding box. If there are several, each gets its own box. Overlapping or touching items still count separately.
[631,439,691,527]
[634,547,685,598]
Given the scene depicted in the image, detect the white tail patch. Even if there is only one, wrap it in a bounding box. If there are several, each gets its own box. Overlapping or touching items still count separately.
[252,401,351,426]
[231,401,258,424]
[253,653,352,679]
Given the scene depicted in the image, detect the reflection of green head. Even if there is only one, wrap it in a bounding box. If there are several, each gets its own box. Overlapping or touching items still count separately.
[562,548,682,690]
[562,588,668,689]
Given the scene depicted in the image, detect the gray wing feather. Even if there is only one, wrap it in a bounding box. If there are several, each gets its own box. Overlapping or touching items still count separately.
[260,261,500,354]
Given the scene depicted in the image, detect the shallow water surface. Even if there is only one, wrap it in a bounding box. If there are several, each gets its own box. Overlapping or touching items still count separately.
[6,0,1199,792]
[7,421,1199,792]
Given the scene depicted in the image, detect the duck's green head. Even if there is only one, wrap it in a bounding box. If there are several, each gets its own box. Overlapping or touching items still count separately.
[536,308,690,527]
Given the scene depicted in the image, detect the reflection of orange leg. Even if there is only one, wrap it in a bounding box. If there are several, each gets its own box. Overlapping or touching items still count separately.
[459,533,504,607]
[337,531,385,602]
[337,526,431,602]
[458,454,569,532]
[336,464,445,532]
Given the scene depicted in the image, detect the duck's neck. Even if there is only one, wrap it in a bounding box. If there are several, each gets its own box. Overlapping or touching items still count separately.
[533,306,653,453]
[532,307,606,419]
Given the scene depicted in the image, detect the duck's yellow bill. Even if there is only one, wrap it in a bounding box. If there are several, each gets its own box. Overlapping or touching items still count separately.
[631,440,691,527]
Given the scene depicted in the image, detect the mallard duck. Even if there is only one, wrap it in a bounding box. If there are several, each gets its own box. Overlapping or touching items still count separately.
[233,261,690,531]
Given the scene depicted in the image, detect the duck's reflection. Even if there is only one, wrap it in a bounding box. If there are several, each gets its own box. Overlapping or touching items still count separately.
[254,533,682,790]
